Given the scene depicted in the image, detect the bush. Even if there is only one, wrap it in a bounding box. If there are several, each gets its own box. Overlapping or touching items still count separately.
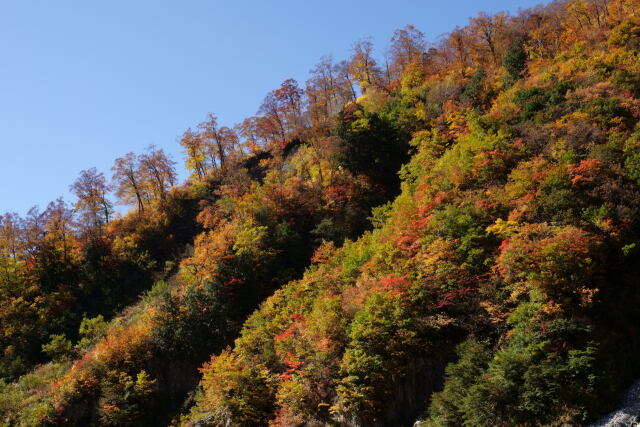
[503,36,527,84]
[41,334,73,362]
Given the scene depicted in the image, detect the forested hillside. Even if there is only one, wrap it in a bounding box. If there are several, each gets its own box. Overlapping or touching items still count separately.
[3,0,640,425]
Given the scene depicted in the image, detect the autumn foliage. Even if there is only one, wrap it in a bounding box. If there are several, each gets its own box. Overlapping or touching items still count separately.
[4,0,640,426]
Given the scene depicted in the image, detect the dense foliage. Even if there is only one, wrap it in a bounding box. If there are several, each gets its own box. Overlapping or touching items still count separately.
[3,0,640,426]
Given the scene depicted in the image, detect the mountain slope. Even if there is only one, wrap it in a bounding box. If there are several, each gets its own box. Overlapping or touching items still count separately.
[3,1,640,426]
[183,2,640,426]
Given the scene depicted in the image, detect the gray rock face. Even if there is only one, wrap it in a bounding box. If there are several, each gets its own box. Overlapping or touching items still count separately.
[591,380,640,427]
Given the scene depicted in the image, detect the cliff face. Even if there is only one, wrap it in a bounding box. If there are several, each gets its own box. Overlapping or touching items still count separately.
[380,357,448,427]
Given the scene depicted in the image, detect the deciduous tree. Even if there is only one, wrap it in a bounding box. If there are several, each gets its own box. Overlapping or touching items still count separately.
[139,145,177,201]
[112,152,147,214]
[70,168,113,229]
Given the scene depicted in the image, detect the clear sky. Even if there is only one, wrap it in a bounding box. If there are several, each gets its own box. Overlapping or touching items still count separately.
[0,0,547,215]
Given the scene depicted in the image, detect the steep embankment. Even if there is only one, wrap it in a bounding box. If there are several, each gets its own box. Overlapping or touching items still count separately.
[0,123,407,425]
[3,1,640,426]
[185,5,640,427]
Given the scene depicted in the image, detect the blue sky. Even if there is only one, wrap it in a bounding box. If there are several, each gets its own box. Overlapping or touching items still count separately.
[0,0,547,215]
